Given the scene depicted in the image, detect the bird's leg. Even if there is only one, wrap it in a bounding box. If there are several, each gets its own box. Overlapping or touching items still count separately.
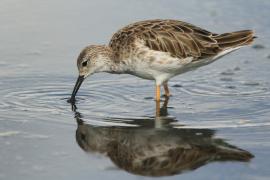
[155,85,161,102]
[160,96,169,116]
[163,83,171,97]
[155,99,160,117]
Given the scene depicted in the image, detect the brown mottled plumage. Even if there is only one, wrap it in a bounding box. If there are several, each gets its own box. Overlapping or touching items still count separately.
[109,19,254,61]
[69,19,255,103]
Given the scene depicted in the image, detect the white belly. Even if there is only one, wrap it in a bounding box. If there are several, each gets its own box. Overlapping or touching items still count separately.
[128,54,191,85]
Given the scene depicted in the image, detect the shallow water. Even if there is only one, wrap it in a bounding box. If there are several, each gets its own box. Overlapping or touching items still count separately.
[1,0,270,180]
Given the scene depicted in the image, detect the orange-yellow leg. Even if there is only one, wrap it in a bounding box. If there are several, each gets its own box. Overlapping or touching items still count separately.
[155,85,161,102]
[163,83,170,97]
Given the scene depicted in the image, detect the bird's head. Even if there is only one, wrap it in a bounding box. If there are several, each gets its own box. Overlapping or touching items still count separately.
[68,45,113,103]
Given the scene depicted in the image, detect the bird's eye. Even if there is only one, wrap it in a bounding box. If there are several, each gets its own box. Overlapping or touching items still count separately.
[82,61,88,67]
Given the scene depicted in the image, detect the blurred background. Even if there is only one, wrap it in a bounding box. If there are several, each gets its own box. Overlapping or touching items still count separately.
[0,0,270,180]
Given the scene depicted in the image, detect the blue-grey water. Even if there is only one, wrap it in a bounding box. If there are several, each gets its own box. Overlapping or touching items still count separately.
[1,0,270,180]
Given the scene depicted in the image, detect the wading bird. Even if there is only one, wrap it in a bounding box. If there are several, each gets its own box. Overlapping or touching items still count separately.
[69,19,255,103]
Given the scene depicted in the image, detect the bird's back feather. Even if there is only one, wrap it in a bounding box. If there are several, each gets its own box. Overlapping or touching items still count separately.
[109,19,255,62]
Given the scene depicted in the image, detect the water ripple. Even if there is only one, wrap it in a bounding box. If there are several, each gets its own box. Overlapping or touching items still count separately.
[0,74,269,129]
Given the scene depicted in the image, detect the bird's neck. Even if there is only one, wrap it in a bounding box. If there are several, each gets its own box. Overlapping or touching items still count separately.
[108,61,129,74]
[99,46,129,74]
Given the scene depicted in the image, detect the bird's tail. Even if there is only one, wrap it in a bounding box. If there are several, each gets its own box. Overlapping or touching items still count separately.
[214,30,256,49]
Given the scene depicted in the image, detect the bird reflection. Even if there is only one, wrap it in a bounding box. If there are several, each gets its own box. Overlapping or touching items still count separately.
[72,98,254,177]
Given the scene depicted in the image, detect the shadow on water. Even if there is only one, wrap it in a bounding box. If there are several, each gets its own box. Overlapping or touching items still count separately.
[71,99,254,177]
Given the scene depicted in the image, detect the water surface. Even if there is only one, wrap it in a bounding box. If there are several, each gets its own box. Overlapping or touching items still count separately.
[1,0,270,180]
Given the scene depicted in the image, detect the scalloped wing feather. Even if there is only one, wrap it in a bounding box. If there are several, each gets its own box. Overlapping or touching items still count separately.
[109,19,255,62]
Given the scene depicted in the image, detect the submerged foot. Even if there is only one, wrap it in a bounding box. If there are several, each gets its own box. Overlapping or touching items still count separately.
[162,94,172,98]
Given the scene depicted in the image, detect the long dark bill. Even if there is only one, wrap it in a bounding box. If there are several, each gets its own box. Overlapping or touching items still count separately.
[68,75,84,104]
